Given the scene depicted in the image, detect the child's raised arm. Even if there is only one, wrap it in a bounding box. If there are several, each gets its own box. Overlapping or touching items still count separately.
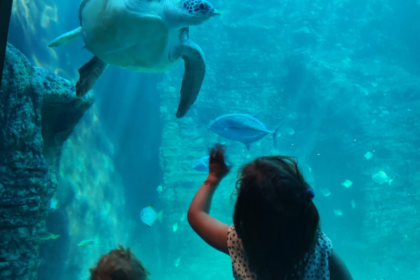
[187,145,231,255]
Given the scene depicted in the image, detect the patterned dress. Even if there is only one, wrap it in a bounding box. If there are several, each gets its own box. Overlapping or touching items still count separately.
[227,226,333,280]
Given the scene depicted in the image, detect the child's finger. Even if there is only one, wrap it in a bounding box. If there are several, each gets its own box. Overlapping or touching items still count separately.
[215,145,225,160]
[216,144,226,154]
[210,147,216,159]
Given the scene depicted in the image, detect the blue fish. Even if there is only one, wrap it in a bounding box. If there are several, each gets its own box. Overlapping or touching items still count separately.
[192,155,232,172]
[208,114,282,150]
[192,156,210,172]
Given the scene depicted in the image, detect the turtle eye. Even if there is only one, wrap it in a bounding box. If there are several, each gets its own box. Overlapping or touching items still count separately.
[199,3,207,9]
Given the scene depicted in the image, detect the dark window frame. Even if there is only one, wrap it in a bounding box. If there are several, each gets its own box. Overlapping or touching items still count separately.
[0,0,13,88]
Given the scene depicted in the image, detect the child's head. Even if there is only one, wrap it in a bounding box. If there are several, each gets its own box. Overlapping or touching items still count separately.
[90,246,150,280]
[233,156,320,280]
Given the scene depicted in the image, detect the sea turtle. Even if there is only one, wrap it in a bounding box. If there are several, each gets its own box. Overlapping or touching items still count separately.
[48,0,220,118]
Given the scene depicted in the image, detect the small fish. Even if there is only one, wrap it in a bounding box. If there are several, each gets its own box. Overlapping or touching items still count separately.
[192,155,231,172]
[320,188,331,197]
[342,180,353,188]
[334,210,343,216]
[36,232,60,240]
[364,152,373,160]
[280,126,295,135]
[208,114,282,150]
[212,9,222,17]
[77,239,95,247]
[140,205,163,228]
[173,223,178,232]
[192,156,210,172]
[355,83,369,95]
[174,257,181,267]
[180,212,186,222]
[156,185,163,196]
[351,199,356,209]
[49,198,58,211]
[372,171,389,185]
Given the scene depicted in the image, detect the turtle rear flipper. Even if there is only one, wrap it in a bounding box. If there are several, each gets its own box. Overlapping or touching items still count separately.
[48,27,83,48]
[76,56,108,97]
[172,40,206,118]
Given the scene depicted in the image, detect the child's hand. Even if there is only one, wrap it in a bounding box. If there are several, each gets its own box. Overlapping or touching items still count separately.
[209,144,230,180]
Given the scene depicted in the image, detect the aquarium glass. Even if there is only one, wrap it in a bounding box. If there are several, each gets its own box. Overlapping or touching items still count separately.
[1,0,420,279]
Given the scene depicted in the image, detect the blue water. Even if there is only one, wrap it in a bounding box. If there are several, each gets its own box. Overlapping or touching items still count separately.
[6,0,420,279]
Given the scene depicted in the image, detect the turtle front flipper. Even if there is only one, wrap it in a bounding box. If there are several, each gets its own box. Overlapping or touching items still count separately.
[171,39,206,118]
[76,56,108,97]
[48,27,83,48]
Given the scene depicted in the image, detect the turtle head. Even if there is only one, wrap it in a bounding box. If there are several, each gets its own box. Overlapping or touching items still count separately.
[182,0,220,21]
[166,0,220,28]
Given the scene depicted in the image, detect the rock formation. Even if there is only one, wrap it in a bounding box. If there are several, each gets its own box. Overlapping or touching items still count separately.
[0,43,93,280]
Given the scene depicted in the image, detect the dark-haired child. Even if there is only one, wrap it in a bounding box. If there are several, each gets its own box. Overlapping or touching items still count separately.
[188,144,353,280]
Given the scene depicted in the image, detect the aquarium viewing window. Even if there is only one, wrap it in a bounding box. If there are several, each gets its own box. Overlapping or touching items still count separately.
[1,1,420,280]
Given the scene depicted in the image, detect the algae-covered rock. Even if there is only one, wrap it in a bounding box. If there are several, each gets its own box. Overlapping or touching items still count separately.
[0,43,93,280]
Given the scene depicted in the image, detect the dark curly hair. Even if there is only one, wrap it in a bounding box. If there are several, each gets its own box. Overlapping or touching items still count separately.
[90,245,150,280]
[233,156,320,280]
